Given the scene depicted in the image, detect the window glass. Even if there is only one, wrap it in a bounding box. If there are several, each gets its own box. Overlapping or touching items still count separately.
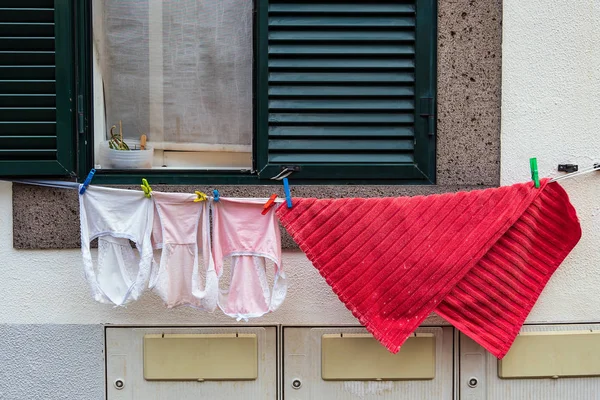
[92,0,253,170]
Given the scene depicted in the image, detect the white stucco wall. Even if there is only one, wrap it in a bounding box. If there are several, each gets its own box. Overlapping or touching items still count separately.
[501,1,600,321]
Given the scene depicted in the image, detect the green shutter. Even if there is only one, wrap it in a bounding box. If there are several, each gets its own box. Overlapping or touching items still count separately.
[256,0,436,182]
[0,0,76,176]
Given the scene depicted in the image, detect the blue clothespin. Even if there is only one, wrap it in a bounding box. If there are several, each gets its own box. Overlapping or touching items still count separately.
[530,158,540,188]
[213,189,220,202]
[79,169,96,195]
[283,177,292,209]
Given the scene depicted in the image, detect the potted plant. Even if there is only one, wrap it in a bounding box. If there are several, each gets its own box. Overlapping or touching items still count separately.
[98,121,154,169]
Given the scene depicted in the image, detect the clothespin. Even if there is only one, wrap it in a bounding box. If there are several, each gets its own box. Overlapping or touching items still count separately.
[141,178,152,198]
[530,158,540,188]
[79,169,96,195]
[213,189,220,202]
[283,177,292,208]
[194,191,208,202]
[262,194,278,215]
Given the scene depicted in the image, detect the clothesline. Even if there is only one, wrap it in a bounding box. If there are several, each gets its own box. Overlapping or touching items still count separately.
[9,179,80,190]
[549,163,600,182]
[2,179,285,203]
[2,161,599,192]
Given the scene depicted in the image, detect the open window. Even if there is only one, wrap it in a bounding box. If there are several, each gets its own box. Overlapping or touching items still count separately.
[0,0,437,184]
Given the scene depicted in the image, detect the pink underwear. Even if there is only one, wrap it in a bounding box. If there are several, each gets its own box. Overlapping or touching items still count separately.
[212,198,286,320]
[150,192,217,310]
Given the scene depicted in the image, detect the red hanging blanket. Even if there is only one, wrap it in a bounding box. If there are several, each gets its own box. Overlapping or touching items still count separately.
[277,179,581,358]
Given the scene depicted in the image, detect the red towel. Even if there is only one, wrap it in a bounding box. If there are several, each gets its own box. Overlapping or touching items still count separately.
[276,179,581,358]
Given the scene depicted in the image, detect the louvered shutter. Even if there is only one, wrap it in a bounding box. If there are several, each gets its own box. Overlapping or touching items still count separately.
[256,0,436,181]
[0,0,76,176]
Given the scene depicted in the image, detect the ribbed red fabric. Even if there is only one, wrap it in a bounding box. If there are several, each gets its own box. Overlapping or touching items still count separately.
[276,179,581,358]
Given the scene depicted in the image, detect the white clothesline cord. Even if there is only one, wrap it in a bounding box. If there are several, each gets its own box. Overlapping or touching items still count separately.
[270,168,294,181]
[2,179,286,203]
[550,164,600,182]
[6,179,80,190]
[6,161,596,192]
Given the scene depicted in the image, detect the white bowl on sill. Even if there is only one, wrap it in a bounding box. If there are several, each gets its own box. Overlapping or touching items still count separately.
[98,140,154,169]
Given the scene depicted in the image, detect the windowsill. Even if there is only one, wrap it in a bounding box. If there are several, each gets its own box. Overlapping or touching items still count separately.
[90,169,437,186]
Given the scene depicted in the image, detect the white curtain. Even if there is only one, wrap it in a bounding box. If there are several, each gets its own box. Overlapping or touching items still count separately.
[93,0,253,152]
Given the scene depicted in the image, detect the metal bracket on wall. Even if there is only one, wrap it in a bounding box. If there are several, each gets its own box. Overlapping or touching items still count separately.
[281,165,301,173]
[558,164,579,173]
[77,95,85,135]
[420,97,435,136]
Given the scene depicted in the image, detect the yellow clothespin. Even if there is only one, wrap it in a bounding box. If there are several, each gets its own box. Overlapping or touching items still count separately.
[194,191,208,202]
[141,178,152,198]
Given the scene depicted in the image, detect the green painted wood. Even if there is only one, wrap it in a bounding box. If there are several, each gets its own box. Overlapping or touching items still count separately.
[0,9,54,23]
[257,0,436,182]
[0,149,56,160]
[255,0,271,179]
[269,126,415,138]
[268,99,414,111]
[0,23,55,37]
[269,153,414,164]
[0,1,76,176]
[269,85,414,97]
[75,0,93,180]
[0,121,56,135]
[268,4,416,14]
[269,44,414,55]
[268,16,415,27]
[412,0,437,183]
[0,136,56,149]
[269,31,415,42]
[0,37,55,51]
[269,113,415,124]
[0,66,55,79]
[0,51,54,65]
[0,80,55,94]
[269,72,414,83]
[268,58,415,70]
[2,1,54,8]
[268,139,414,151]
[52,0,76,174]
[0,107,56,121]
[0,94,56,107]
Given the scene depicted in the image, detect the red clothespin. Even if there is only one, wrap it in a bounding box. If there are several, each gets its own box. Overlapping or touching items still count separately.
[262,194,278,215]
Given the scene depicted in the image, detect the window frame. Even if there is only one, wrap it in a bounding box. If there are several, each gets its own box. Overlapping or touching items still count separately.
[77,0,437,185]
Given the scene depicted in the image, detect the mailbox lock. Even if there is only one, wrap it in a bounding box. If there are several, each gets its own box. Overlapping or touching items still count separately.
[468,377,478,388]
[114,379,125,390]
[292,379,302,389]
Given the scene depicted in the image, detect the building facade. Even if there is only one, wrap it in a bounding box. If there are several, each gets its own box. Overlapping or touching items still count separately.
[0,0,599,399]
